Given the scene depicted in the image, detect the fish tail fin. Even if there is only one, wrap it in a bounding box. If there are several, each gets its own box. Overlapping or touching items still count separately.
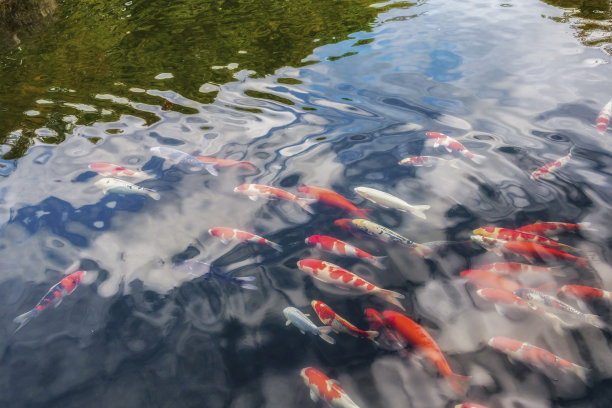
[351,208,372,218]
[235,276,258,290]
[240,162,257,171]
[268,241,283,252]
[298,198,316,214]
[205,163,219,176]
[579,222,597,233]
[375,289,405,311]
[370,256,387,269]
[444,373,470,396]
[469,154,486,164]
[574,365,592,385]
[411,244,433,258]
[13,309,37,332]
[409,205,430,220]
[365,330,379,344]
[147,190,161,200]
[318,326,336,345]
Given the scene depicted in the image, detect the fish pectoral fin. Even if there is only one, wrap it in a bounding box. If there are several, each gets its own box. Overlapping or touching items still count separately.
[299,330,305,334]
[285,320,291,326]
[248,195,259,201]
[309,389,319,402]
[219,238,229,244]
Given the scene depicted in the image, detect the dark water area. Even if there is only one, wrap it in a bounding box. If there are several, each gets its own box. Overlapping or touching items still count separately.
[1,0,612,407]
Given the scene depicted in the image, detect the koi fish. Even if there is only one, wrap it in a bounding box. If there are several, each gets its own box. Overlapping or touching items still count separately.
[516,222,595,237]
[455,404,489,408]
[297,186,371,217]
[172,260,257,289]
[150,146,218,176]
[14,270,86,332]
[398,156,457,167]
[234,184,315,214]
[460,269,523,292]
[382,311,470,395]
[88,162,149,179]
[473,226,576,253]
[513,288,605,329]
[559,284,612,302]
[426,131,484,162]
[596,98,612,134]
[364,308,408,351]
[480,262,563,277]
[334,218,432,257]
[209,227,282,252]
[283,306,335,344]
[300,367,361,408]
[354,187,430,220]
[488,336,590,384]
[530,147,573,180]
[297,259,405,310]
[305,235,385,268]
[311,300,378,343]
[476,288,539,317]
[195,156,257,171]
[95,177,160,200]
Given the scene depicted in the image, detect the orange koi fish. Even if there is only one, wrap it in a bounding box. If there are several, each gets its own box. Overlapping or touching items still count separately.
[305,235,385,268]
[195,156,257,171]
[364,308,408,352]
[488,336,590,384]
[14,270,86,332]
[596,98,612,134]
[426,132,484,162]
[88,162,148,179]
[460,269,523,292]
[473,226,576,253]
[209,227,282,252]
[311,301,378,343]
[234,184,314,214]
[480,262,562,277]
[300,367,361,408]
[297,186,371,217]
[516,222,594,237]
[559,284,612,301]
[530,147,573,180]
[382,311,470,395]
[297,259,405,310]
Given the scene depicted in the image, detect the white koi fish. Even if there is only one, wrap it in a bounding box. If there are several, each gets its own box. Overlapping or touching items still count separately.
[95,177,160,200]
[283,306,335,344]
[354,187,430,220]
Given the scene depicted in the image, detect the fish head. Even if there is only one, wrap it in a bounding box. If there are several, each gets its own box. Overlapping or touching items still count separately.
[305,235,320,246]
[488,336,521,352]
[297,259,322,275]
[477,288,516,304]
[473,226,496,237]
[311,300,333,321]
[297,186,311,195]
[426,131,446,139]
[300,367,314,384]
[233,184,248,193]
[71,270,87,284]
[470,235,499,249]
[512,288,533,300]
[364,308,384,329]
[282,307,294,320]
[208,228,220,237]
[334,218,352,231]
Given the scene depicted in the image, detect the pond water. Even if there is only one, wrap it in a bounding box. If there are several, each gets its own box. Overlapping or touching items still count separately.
[1,0,612,407]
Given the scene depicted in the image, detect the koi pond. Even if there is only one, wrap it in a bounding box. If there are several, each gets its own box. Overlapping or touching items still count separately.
[1,0,612,407]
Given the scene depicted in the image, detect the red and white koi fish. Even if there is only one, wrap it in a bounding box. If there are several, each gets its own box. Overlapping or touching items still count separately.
[516,222,595,237]
[88,162,148,179]
[473,226,576,253]
[234,184,314,214]
[311,301,378,343]
[297,259,405,310]
[364,308,408,352]
[297,186,371,217]
[480,262,562,277]
[300,367,361,408]
[488,336,590,384]
[14,270,86,332]
[209,227,282,252]
[530,147,574,180]
[305,235,385,268]
[559,284,612,302]
[195,156,257,171]
[596,98,612,134]
[398,156,457,167]
[460,269,523,292]
[382,311,470,395]
[476,288,539,317]
[426,132,484,162]
[455,404,489,408]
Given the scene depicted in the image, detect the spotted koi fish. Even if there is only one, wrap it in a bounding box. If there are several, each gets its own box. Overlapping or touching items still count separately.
[530,147,573,180]
[596,98,612,134]
[480,262,562,277]
[297,186,371,217]
[426,132,484,162]
[473,226,576,253]
[559,284,612,302]
[14,270,86,332]
[488,336,590,384]
[297,259,405,310]
[311,301,378,343]
[209,227,282,252]
[305,235,385,268]
[398,156,457,167]
[195,156,257,171]
[516,222,595,237]
[300,367,361,408]
[88,162,148,179]
[234,184,314,214]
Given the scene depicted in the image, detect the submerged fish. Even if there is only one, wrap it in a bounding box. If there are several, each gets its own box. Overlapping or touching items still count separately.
[150,146,218,176]
[95,177,160,200]
[195,156,257,171]
[209,227,282,252]
[398,156,457,167]
[488,336,590,384]
[172,260,257,289]
[479,262,563,277]
[460,269,523,292]
[305,235,385,268]
[297,186,371,217]
[596,98,612,134]
[455,404,489,408]
[354,187,430,220]
[476,288,539,317]
[300,367,361,408]
[426,131,484,162]
[234,184,315,214]
[14,270,86,332]
[364,308,408,351]
[283,306,335,344]
[297,259,405,310]
[559,284,612,302]
[473,226,576,253]
[88,162,149,179]
[516,222,595,237]
[530,147,573,180]
[311,300,378,343]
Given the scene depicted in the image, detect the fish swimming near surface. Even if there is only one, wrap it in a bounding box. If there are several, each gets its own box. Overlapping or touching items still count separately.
[14,270,87,332]
[479,262,563,277]
[488,336,590,384]
[398,156,458,167]
[354,187,430,220]
[426,131,484,162]
[297,186,371,217]
[311,300,378,344]
[234,184,315,214]
[460,269,524,293]
[530,147,573,180]
[172,260,257,290]
[195,156,257,171]
[88,162,149,179]
[516,221,595,237]
[473,226,576,253]
[382,310,470,395]
[300,367,362,408]
[305,235,386,268]
[476,287,540,318]
[596,98,612,134]
[297,259,405,310]
[209,227,282,252]
[559,284,612,302]
[283,306,335,344]
[150,146,218,176]
[95,177,160,200]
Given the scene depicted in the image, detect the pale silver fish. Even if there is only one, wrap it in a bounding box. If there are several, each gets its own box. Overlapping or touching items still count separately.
[283,307,335,344]
[354,187,430,219]
[150,146,218,176]
[95,177,160,200]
